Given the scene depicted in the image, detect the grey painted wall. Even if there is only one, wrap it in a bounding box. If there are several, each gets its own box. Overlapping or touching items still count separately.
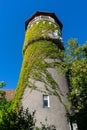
[21,58,70,130]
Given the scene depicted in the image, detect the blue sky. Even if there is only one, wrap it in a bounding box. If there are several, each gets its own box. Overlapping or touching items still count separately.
[0,0,87,89]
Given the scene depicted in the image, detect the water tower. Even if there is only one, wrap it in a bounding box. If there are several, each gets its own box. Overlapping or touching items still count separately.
[15,12,70,130]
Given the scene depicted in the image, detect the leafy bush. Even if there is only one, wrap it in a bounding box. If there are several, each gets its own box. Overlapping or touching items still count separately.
[0,107,56,130]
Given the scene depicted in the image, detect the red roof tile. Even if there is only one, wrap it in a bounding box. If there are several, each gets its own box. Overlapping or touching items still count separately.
[4,90,15,100]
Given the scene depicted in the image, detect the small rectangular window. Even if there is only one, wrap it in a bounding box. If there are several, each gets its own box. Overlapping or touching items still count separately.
[43,95,50,107]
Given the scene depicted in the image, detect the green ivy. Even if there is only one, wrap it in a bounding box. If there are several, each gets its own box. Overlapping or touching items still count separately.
[23,20,61,51]
[12,20,64,110]
[12,40,64,109]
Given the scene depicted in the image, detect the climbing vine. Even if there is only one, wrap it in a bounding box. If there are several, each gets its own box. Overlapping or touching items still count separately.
[12,40,64,109]
[23,20,61,50]
[12,19,65,110]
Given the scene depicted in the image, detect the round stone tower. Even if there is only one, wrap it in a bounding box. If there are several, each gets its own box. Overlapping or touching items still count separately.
[14,12,70,130]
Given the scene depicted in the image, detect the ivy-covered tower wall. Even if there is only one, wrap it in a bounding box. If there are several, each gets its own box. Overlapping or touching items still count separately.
[14,12,70,130]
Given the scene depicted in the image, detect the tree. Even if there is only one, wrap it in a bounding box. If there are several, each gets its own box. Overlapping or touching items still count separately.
[0,107,35,130]
[0,81,12,122]
[0,81,5,89]
[63,39,87,130]
[0,107,56,130]
[0,81,6,101]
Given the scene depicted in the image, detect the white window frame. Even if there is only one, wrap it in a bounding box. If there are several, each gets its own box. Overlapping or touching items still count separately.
[69,122,78,130]
[72,123,78,130]
[43,95,50,108]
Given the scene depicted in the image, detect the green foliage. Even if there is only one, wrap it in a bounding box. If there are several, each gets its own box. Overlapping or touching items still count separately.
[64,39,85,62]
[0,107,35,130]
[0,89,12,122]
[37,122,56,130]
[12,40,63,109]
[63,38,87,129]
[0,91,6,101]
[64,39,87,112]
[0,81,6,102]
[68,60,87,111]
[0,81,5,89]
[0,81,7,115]
[0,107,56,130]
[82,42,87,56]
[12,18,64,110]
[23,20,60,50]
